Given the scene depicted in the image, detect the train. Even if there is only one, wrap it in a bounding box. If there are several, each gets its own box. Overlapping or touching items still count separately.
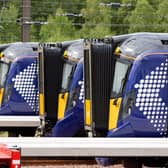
[53,33,168,140]
[52,32,168,166]
[0,40,83,136]
[82,33,168,166]
[52,57,84,137]
[0,32,167,167]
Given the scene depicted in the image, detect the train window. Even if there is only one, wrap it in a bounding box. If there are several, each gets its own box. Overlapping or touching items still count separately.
[111,61,129,98]
[0,61,9,88]
[61,63,74,90]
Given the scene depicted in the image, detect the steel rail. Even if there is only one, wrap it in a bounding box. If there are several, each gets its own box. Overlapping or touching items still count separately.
[1,138,168,157]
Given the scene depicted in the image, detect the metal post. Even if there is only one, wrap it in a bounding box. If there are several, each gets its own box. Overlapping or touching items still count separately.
[37,45,45,136]
[21,0,31,42]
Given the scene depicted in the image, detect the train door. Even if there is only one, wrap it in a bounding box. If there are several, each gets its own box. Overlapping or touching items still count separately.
[38,44,64,135]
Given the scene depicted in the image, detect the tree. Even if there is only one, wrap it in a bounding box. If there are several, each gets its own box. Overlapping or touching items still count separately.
[116,0,137,34]
[31,0,57,41]
[147,0,162,9]
[31,0,86,41]
[80,0,113,38]
[40,8,76,42]
[127,0,155,33]
[30,24,40,42]
[0,3,20,43]
[155,0,168,32]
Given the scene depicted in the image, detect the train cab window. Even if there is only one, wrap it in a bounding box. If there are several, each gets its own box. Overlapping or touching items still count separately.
[111,60,129,98]
[61,63,74,90]
[0,61,9,88]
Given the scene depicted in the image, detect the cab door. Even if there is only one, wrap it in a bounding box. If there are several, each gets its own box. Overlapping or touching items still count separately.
[108,59,130,130]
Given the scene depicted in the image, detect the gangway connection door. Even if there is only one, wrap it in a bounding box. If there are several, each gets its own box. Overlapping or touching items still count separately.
[38,44,64,123]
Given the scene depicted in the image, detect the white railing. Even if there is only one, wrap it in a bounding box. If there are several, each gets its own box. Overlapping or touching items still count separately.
[0,116,40,127]
[0,138,168,157]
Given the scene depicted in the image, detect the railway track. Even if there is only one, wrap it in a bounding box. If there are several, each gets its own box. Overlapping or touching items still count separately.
[21,158,123,168]
[21,157,153,168]
[22,157,96,165]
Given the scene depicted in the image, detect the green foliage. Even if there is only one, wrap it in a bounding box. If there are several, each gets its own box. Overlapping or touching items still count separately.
[30,24,40,42]
[0,3,20,43]
[155,0,168,32]
[127,0,155,33]
[31,0,57,41]
[80,0,113,38]
[31,0,86,41]
[147,0,162,9]
[1,0,167,42]
[31,0,57,21]
[40,8,76,42]
[55,0,86,14]
[52,0,87,32]
[116,0,137,34]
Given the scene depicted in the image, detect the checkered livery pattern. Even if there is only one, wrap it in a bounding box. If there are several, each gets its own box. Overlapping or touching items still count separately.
[78,79,84,104]
[134,59,168,136]
[12,61,39,112]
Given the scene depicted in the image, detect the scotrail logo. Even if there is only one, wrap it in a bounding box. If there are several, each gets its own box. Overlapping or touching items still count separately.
[12,61,39,112]
[134,59,168,136]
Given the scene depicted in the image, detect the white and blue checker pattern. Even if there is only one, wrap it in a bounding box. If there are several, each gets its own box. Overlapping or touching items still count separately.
[78,79,84,104]
[12,62,39,112]
[134,58,168,136]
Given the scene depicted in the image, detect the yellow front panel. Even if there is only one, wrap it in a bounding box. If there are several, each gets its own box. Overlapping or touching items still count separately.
[85,99,91,126]
[0,52,4,58]
[39,93,45,116]
[57,92,68,120]
[0,88,4,106]
[108,98,122,130]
